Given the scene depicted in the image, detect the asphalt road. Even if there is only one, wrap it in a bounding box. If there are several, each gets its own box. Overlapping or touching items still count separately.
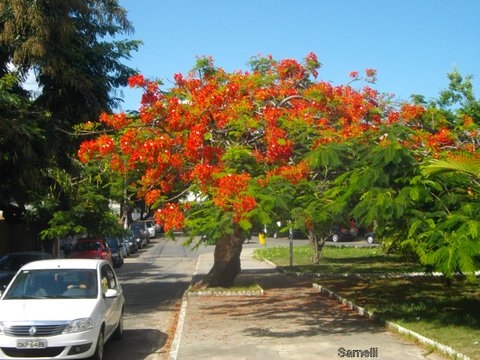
[103,236,211,360]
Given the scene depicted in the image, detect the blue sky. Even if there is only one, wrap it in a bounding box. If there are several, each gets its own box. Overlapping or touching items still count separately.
[116,0,480,112]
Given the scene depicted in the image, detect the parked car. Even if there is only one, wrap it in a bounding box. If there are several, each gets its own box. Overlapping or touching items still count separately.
[154,221,163,235]
[0,251,54,294]
[105,236,124,268]
[122,236,130,257]
[146,220,156,238]
[0,258,124,359]
[123,231,138,254]
[129,222,149,249]
[69,238,113,265]
[331,219,375,244]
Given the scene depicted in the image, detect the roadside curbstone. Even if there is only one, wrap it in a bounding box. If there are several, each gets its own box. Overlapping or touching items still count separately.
[187,288,264,297]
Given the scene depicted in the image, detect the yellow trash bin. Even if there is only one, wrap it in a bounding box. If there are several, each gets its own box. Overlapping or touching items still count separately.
[259,232,266,245]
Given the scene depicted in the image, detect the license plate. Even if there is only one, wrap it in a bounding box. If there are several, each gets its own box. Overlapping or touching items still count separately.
[16,339,47,348]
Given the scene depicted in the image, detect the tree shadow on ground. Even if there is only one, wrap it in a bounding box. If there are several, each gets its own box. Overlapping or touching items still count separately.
[189,269,385,339]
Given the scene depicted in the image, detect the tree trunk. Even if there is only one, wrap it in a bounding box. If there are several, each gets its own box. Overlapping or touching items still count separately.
[195,225,244,289]
[309,229,328,263]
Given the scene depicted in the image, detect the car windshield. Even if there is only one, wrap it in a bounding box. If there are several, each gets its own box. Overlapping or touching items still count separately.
[73,241,100,251]
[3,269,98,300]
[105,238,118,250]
[130,223,143,231]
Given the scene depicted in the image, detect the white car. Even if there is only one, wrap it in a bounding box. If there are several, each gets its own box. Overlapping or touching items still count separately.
[0,259,124,359]
[146,221,156,238]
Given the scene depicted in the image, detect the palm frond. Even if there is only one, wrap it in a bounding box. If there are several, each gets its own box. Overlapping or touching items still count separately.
[422,158,480,179]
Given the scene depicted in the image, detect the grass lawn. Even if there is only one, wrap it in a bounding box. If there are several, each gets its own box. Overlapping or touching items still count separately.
[254,245,425,274]
[254,245,480,360]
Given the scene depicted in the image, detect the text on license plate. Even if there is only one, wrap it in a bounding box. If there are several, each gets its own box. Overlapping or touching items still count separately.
[16,339,47,348]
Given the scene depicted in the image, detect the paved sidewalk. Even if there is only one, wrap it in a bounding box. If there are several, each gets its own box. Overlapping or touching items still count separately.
[169,247,449,360]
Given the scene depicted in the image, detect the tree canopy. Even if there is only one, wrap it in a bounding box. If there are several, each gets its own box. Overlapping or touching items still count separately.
[0,0,139,232]
[77,52,480,286]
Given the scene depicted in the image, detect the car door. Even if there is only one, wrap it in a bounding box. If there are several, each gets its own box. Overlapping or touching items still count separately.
[100,264,123,339]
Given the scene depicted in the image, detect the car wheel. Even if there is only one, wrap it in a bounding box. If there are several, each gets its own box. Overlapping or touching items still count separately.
[366,235,375,244]
[112,309,124,340]
[90,329,104,360]
[332,233,340,242]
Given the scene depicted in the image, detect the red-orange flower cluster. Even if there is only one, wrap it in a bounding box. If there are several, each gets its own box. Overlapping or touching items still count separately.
[128,74,147,88]
[276,59,306,81]
[78,135,115,163]
[154,203,184,232]
[265,162,310,184]
[213,173,257,222]
[400,104,426,122]
[99,112,130,130]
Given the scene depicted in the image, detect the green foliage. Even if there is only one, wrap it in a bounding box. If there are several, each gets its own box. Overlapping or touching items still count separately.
[0,71,50,209]
[40,164,124,240]
[248,54,276,74]
[222,146,259,174]
[306,142,352,170]
[183,199,238,247]
[422,158,480,179]
[404,204,480,282]
[0,0,139,231]
[404,158,480,281]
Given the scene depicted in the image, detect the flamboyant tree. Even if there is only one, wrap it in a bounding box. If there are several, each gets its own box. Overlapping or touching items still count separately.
[78,54,479,287]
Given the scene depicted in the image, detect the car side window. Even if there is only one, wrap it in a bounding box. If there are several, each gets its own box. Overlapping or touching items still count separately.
[100,264,117,293]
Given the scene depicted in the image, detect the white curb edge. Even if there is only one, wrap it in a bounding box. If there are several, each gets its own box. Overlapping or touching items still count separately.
[168,255,202,360]
[313,283,472,360]
[168,291,188,360]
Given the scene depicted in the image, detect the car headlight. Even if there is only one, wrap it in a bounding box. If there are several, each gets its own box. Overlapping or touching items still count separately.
[63,318,93,334]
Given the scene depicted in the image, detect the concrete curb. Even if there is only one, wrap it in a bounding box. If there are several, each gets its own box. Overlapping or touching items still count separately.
[187,288,264,297]
[313,283,472,360]
[168,291,188,360]
[168,255,203,360]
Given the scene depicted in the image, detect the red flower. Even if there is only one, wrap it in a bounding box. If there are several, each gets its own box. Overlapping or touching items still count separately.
[155,203,184,232]
[128,74,147,88]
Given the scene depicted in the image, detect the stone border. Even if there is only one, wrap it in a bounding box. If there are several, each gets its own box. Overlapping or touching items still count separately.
[313,283,472,360]
[188,288,264,297]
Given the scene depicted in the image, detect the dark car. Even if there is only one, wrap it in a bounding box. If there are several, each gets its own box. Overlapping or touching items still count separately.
[123,230,138,254]
[331,219,375,244]
[105,236,124,268]
[129,222,150,249]
[0,251,54,293]
[69,238,113,265]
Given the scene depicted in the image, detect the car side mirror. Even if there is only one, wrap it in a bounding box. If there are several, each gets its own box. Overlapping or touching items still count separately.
[104,289,118,299]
